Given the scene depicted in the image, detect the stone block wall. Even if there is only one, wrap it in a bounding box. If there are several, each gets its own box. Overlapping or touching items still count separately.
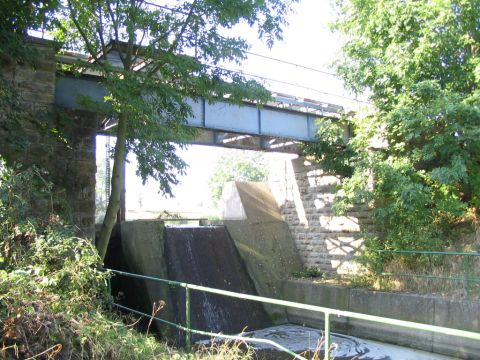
[0,38,97,239]
[269,156,374,275]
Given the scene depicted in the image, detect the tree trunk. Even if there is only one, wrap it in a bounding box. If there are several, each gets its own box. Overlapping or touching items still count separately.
[97,112,128,261]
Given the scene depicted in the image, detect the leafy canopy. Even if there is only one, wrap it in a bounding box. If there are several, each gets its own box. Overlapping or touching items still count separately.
[0,1,62,151]
[57,0,296,194]
[304,0,480,259]
[0,0,60,62]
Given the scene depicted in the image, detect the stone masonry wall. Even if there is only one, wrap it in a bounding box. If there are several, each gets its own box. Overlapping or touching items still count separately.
[0,38,97,239]
[269,156,374,275]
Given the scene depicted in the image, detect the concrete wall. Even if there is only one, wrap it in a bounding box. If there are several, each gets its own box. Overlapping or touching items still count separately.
[103,221,175,336]
[269,157,374,275]
[222,182,304,323]
[0,38,97,238]
[282,280,480,359]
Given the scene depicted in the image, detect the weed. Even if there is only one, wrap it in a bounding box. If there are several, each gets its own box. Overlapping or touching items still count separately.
[292,267,324,279]
[0,159,257,359]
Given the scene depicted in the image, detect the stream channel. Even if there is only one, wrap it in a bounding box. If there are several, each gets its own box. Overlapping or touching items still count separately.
[164,226,457,360]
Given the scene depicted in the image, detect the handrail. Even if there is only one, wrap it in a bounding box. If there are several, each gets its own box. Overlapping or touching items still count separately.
[112,303,309,360]
[161,218,209,222]
[375,249,480,296]
[377,249,480,256]
[108,268,480,360]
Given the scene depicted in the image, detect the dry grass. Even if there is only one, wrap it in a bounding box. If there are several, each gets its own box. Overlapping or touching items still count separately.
[378,254,480,299]
[305,254,480,300]
[193,339,255,360]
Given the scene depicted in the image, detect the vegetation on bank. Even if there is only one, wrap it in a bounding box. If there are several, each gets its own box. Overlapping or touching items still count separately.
[303,0,480,272]
[0,159,254,359]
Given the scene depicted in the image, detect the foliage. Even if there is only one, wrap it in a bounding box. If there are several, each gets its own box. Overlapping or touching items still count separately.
[0,158,257,359]
[208,151,269,202]
[0,0,59,63]
[304,0,480,268]
[0,1,77,160]
[0,160,71,267]
[291,267,323,279]
[0,76,32,150]
[0,0,58,151]
[54,0,298,259]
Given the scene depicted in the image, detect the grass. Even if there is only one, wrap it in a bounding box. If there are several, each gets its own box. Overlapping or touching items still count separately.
[300,254,480,300]
[373,254,480,299]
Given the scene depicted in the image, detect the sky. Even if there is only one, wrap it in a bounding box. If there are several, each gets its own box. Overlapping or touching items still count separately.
[96,0,352,220]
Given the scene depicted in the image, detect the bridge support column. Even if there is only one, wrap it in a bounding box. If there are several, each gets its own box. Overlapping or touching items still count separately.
[0,39,98,239]
[268,156,375,275]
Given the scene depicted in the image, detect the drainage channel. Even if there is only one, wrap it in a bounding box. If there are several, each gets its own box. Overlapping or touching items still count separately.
[200,324,456,360]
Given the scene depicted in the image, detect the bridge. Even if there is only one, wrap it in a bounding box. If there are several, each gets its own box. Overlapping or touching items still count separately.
[54,52,347,154]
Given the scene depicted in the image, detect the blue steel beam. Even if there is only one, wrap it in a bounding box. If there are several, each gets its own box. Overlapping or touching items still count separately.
[55,75,342,146]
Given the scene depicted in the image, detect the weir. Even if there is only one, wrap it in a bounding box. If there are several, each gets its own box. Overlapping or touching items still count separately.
[164,226,270,342]
[104,183,478,359]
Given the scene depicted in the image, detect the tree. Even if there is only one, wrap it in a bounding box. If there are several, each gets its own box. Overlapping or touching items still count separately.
[304,0,480,258]
[57,0,298,260]
[209,151,268,202]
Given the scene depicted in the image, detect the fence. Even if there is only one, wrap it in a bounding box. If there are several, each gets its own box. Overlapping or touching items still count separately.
[375,250,480,298]
[108,269,480,360]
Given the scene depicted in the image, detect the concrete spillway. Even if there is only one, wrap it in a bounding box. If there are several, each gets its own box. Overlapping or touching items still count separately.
[164,226,271,342]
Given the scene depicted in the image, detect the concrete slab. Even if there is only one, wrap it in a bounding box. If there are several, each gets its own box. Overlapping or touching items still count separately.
[222,182,303,323]
[348,288,435,350]
[119,220,175,335]
[433,299,480,359]
[225,181,285,223]
[282,280,349,332]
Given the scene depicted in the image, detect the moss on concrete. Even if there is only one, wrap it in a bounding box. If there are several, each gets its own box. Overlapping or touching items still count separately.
[120,220,175,337]
[223,182,304,323]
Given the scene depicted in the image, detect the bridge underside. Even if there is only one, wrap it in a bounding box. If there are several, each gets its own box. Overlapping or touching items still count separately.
[193,129,300,153]
[55,75,342,154]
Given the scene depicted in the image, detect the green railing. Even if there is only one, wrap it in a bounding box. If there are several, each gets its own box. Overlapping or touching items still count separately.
[109,269,480,360]
[376,250,480,297]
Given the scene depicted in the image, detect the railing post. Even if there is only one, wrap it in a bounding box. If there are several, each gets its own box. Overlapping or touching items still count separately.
[107,275,112,295]
[185,285,192,352]
[324,312,331,360]
[377,251,384,290]
[464,256,473,298]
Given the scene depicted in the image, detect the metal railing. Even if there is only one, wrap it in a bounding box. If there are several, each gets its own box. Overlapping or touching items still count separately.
[376,250,480,297]
[108,269,480,360]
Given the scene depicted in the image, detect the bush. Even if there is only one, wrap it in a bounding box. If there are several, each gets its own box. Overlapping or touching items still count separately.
[0,159,172,359]
[303,0,480,272]
[0,158,257,359]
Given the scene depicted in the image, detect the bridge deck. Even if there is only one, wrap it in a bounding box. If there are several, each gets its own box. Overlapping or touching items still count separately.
[55,74,342,153]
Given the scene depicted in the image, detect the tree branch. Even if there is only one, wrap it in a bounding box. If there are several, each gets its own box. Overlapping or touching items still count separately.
[145,0,199,79]
[67,0,104,68]
[96,1,108,61]
[167,0,198,53]
[106,0,125,63]
[123,0,138,69]
[132,29,147,64]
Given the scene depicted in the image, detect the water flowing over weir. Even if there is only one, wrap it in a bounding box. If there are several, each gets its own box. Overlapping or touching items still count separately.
[164,226,271,342]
